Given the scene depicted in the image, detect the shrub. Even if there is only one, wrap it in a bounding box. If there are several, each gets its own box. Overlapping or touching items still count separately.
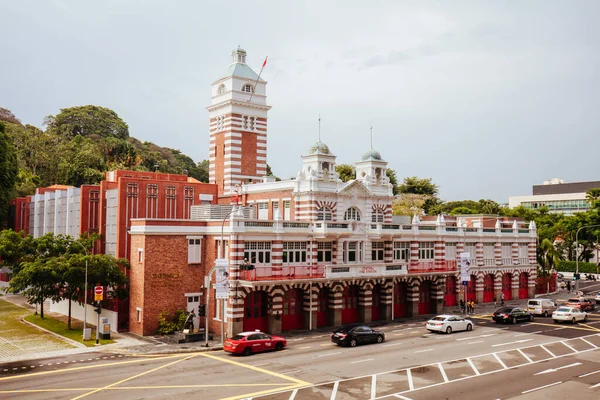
[557,260,599,274]
[157,309,187,335]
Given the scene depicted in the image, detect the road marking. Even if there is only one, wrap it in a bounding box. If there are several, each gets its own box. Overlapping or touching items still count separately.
[393,328,413,332]
[252,363,270,367]
[515,331,543,337]
[579,369,600,378]
[350,358,374,364]
[331,381,339,399]
[406,368,414,390]
[393,395,413,400]
[522,381,562,394]
[466,341,484,345]
[467,357,480,375]
[540,345,556,358]
[414,349,433,353]
[317,352,341,358]
[553,327,566,331]
[299,346,311,350]
[492,353,508,369]
[492,339,532,347]
[371,375,377,399]
[581,338,598,348]
[561,341,579,353]
[535,362,582,375]
[590,381,600,389]
[281,370,302,375]
[579,323,600,332]
[289,388,298,400]
[382,342,403,347]
[319,343,331,347]
[530,321,600,332]
[394,333,404,336]
[437,362,449,383]
[517,349,533,363]
[456,334,496,341]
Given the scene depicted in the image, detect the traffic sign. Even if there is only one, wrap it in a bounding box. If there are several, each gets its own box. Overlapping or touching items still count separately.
[94,286,103,301]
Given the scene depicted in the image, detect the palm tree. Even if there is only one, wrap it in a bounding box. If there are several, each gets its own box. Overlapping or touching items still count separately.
[537,238,562,276]
[585,188,600,204]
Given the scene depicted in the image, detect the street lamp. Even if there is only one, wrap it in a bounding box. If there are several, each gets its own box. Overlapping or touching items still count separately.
[575,224,600,291]
[70,240,89,340]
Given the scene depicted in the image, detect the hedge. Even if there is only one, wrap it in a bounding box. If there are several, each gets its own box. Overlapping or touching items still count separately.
[557,260,599,274]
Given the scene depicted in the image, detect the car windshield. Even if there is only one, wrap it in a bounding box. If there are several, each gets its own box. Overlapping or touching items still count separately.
[431,316,447,321]
[556,307,572,312]
[496,308,512,313]
[528,300,540,305]
[336,325,359,333]
[231,335,248,340]
[567,299,581,303]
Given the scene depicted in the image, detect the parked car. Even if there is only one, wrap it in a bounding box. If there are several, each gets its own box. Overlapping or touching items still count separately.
[492,307,534,324]
[527,298,558,317]
[331,325,385,347]
[552,306,588,324]
[595,292,600,305]
[557,273,564,279]
[566,297,595,312]
[426,315,473,334]
[224,331,286,356]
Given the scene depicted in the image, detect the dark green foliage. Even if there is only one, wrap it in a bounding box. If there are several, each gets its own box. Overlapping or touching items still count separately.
[157,309,188,335]
[44,105,129,140]
[0,122,18,228]
[556,261,598,274]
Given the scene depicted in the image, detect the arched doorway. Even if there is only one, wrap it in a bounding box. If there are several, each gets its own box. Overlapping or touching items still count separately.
[483,274,494,303]
[519,272,529,299]
[317,287,330,328]
[371,284,384,321]
[282,288,304,331]
[444,276,457,307]
[243,291,268,333]
[467,275,477,304]
[502,273,512,301]
[393,282,407,318]
[342,285,359,324]
[418,280,433,315]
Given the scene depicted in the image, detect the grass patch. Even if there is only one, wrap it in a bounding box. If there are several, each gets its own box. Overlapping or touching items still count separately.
[25,314,114,347]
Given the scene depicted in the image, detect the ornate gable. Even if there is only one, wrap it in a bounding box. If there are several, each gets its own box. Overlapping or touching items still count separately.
[338,180,372,198]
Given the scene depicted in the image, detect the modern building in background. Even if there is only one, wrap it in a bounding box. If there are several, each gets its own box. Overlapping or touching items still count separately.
[508,178,600,216]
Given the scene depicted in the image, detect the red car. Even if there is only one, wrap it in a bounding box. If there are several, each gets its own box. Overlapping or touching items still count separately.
[223,331,286,356]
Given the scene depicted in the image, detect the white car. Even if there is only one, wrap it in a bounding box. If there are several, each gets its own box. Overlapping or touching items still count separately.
[552,306,588,324]
[595,292,600,305]
[426,315,473,334]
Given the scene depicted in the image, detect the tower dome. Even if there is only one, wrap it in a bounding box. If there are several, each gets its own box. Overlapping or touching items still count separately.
[361,149,383,161]
[308,140,331,155]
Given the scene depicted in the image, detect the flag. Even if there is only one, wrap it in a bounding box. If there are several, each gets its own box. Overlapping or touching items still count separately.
[262,56,268,68]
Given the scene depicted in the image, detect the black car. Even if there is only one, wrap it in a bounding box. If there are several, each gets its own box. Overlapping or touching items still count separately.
[492,307,534,324]
[331,325,385,347]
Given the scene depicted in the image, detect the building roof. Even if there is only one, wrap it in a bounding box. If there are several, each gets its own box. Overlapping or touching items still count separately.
[308,140,332,155]
[361,149,383,161]
[219,63,264,82]
[533,180,600,195]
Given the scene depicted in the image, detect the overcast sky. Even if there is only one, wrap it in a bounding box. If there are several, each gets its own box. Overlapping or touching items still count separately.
[2,1,599,202]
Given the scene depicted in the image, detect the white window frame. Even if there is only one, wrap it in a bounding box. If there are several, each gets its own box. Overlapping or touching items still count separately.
[371,241,384,261]
[371,210,384,223]
[317,206,332,221]
[187,237,202,264]
[419,242,435,260]
[445,242,457,260]
[138,248,144,263]
[283,200,291,220]
[257,202,269,220]
[244,242,272,264]
[317,242,332,263]
[394,242,410,262]
[136,307,142,323]
[242,84,254,93]
[344,207,361,221]
[214,297,228,322]
[282,241,307,264]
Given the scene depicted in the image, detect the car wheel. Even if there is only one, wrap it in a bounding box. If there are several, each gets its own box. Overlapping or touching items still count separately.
[529,315,534,322]
[512,317,517,324]
[275,342,284,351]
[553,320,559,323]
[495,320,500,324]
[544,311,548,317]
[584,315,588,323]
[572,317,577,324]
[466,324,472,331]
[242,347,252,356]
[446,326,452,334]
[350,339,357,347]
[376,335,384,344]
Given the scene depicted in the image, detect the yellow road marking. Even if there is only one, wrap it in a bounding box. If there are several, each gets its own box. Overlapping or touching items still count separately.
[0,353,189,382]
[320,343,331,346]
[0,383,292,394]
[529,321,600,332]
[299,346,311,349]
[578,323,600,332]
[71,353,199,399]
[220,384,306,400]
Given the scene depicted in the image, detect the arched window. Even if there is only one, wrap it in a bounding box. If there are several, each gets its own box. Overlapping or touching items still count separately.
[344,207,361,221]
[317,207,332,221]
[242,84,254,93]
[218,84,226,95]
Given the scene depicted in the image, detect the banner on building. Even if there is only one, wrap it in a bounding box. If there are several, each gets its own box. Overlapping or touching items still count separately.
[460,252,471,282]
[215,266,229,299]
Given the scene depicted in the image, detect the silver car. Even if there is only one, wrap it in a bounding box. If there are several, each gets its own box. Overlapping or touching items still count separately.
[552,306,588,324]
[426,315,473,334]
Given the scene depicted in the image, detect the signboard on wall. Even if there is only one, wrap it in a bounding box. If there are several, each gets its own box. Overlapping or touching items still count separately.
[215,266,229,300]
[460,252,471,282]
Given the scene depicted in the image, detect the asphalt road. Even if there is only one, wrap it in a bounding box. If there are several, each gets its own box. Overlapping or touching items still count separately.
[2,307,600,400]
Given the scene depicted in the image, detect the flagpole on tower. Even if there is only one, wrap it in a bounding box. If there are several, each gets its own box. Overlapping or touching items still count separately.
[247,56,268,102]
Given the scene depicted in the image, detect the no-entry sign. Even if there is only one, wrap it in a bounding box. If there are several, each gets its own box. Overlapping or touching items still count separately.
[94,286,103,301]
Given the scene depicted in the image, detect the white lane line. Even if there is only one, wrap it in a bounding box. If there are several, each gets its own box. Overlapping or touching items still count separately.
[579,369,600,378]
[492,339,533,347]
[467,357,481,376]
[289,388,298,400]
[393,328,413,332]
[521,381,562,394]
[330,381,339,400]
[540,345,556,358]
[492,353,508,370]
[371,375,377,400]
[515,331,543,337]
[553,327,566,331]
[517,349,533,363]
[299,346,311,350]
[407,368,414,390]
[317,352,342,358]
[581,338,598,348]
[535,362,582,375]
[590,381,600,389]
[466,341,484,345]
[394,333,404,336]
[456,334,496,341]
[393,394,413,400]
[561,341,579,353]
[438,362,449,383]
[350,358,374,364]
[253,363,269,367]
[282,370,302,375]
[382,342,403,347]
[414,349,433,353]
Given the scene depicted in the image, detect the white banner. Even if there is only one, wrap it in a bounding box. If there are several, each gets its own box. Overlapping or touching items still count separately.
[460,252,471,282]
[215,267,229,299]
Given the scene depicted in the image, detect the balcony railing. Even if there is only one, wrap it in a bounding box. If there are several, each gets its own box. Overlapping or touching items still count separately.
[239,265,326,281]
[408,260,458,273]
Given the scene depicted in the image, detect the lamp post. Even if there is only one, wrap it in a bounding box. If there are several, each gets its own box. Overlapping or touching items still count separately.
[70,240,89,339]
[575,224,600,291]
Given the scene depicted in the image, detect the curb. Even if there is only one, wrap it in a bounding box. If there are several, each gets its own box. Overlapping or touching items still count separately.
[20,317,86,349]
[124,346,225,356]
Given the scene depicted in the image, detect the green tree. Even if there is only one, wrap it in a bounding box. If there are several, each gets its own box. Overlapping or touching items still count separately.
[450,206,476,215]
[0,122,18,228]
[196,159,209,183]
[537,238,562,275]
[398,176,438,196]
[392,193,430,216]
[0,229,36,277]
[335,164,356,183]
[266,164,281,181]
[45,105,129,140]
[386,168,400,195]
[586,188,600,206]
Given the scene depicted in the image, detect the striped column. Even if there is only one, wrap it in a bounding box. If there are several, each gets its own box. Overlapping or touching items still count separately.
[456,242,465,261]
[511,243,519,265]
[304,286,318,313]
[528,242,536,265]
[359,288,372,308]
[308,241,318,276]
[434,241,445,269]
[334,240,342,265]
[271,240,283,278]
[511,272,520,299]
[365,241,373,263]
[476,242,484,267]
[271,294,283,318]
[384,241,393,264]
[410,241,419,269]
[381,282,393,306]
[229,239,244,281]
[494,242,502,266]
[475,274,484,303]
